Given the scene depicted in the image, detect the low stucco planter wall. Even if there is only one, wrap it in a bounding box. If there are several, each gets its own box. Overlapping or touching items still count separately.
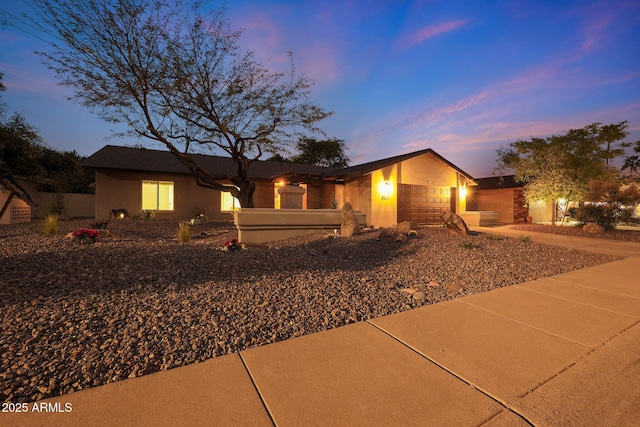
[234,208,366,244]
[460,211,499,227]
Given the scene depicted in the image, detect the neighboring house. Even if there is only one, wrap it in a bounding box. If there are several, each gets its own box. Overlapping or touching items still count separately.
[466,175,555,224]
[82,145,477,227]
[466,176,528,224]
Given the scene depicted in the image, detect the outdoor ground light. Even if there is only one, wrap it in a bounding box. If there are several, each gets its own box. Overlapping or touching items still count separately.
[379,180,393,200]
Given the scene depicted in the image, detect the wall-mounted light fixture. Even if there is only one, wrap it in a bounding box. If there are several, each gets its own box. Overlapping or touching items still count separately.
[459,186,468,200]
[379,180,393,200]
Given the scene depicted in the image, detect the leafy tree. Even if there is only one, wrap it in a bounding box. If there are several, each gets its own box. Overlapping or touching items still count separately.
[621,155,640,178]
[38,149,94,193]
[7,0,331,207]
[593,120,632,165]
[0,74,47,216]
[290,137,350,168]
[495,122,625,224]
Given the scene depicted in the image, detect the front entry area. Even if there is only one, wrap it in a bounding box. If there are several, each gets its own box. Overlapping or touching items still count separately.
[397,184,453,224]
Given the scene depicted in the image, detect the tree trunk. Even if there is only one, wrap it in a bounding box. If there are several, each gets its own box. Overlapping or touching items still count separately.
[551,200,557,226]
[236,181,255,208]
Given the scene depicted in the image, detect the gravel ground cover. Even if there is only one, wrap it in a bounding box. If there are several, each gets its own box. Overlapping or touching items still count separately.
[508,223,640,242]
[1,218,622,403]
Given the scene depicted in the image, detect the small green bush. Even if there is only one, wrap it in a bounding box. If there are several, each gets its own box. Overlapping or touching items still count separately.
[41,215,59,235]
[461,239,477,249]
[519,235,532,243]
[177,222,191,243]
[485,234,503,241]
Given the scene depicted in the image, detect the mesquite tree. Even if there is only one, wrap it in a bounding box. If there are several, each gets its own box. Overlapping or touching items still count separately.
[7,0,331,207]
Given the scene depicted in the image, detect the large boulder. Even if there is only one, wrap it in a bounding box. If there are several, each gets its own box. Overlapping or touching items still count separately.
[378,227,407,242]
[441,210,470,236]
[341,202,361,237]
[396,221,416,233]
[583,222,605,234]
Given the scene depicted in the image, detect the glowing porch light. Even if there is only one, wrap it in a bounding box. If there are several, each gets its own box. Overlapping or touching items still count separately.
[459,187,468,199]
[379,180,393,200]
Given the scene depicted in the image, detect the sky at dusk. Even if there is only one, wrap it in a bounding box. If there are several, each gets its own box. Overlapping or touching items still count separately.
[1,0,639,178]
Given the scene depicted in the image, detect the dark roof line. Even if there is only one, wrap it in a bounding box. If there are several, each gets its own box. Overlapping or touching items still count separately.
[83,145,476,182]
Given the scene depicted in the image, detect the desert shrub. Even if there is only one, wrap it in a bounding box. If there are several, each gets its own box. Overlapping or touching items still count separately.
[41,215,59,235]
[575,204,616,231]
[485,234,503,241]
[142,209,156,219]
[617,207,639,225]
[519,235,532,243]
[461,239,477,249]
[48,193,67,217]
[177,222,191,243]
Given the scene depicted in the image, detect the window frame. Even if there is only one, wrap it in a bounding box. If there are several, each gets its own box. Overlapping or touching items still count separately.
[142,180,174,211]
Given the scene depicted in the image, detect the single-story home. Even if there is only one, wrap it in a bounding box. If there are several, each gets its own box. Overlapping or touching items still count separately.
[82,145,479,228]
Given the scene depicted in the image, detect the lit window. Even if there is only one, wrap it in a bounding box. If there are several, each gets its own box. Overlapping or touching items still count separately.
[221,191,240,212]
[142,181,174,210]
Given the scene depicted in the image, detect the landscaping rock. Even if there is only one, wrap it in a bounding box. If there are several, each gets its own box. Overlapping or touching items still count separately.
[0,218,621,403]
[583,222,605,234]
[441,210,470,236]
[341,202,361,237]
[396,221,416,233]
[378,228,406,242]
[412,291,427,301]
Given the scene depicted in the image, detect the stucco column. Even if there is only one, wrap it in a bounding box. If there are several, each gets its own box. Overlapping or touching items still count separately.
[278,185,306,209]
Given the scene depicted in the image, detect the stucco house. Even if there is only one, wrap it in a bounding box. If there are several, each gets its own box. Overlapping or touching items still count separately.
[83,145,478,228]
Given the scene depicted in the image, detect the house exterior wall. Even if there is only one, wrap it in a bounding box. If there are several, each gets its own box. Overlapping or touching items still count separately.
[370,166,396,227]
[306,183,337,209]
[95,170,220,220]
[94,170,279,220]
[342,175,373,225]
[466,188,515,224]
[398,153,458,187]
[253,181,275,209]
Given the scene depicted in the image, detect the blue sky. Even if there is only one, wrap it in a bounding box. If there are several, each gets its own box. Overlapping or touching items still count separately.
[1,0,639,177]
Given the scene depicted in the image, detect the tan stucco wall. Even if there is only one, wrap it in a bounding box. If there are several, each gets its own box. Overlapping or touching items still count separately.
[94,170,278,220]
[528,201,553,223]
[370,166,397,228]
[343,175,374,226]
[467,188,515,225]
[305,183,337,209]
[253,181,275,209]
[398,153,458,187]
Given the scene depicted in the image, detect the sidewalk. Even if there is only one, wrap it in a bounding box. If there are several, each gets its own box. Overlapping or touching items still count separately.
[3,230,640,426]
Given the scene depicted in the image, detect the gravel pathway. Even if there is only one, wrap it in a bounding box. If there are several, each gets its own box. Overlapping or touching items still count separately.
[1,219,621,403]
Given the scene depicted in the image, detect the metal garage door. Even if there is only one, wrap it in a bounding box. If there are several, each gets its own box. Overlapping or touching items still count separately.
[397,184,453,224]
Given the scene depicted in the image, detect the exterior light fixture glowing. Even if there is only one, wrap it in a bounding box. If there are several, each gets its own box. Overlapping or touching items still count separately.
[379,180,393,200]
[459,187,468,199]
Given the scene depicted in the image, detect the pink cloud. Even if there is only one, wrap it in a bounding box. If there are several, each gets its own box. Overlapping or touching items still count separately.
[297,43,340,84]
[397,20,468,50]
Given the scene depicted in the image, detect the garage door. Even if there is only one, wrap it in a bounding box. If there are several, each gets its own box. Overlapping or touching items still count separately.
[397,184,453,224]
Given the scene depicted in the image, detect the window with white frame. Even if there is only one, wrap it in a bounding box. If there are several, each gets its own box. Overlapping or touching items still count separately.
[142,181,174,211]
[220,191,240,212]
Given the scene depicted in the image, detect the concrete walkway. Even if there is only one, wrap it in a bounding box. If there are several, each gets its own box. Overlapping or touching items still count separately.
[4,229,640,426]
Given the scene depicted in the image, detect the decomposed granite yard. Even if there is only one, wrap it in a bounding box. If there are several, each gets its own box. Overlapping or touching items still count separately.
[0,218,624,403]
